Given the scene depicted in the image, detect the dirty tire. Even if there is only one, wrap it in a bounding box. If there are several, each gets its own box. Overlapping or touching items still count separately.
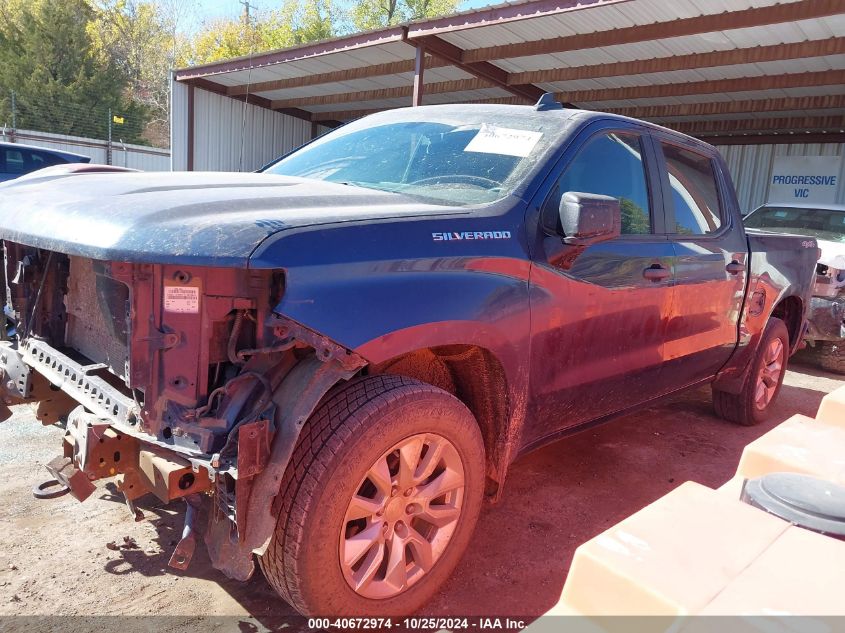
[809,341,845,375]
[258,374,485,617]
[713,317,789,426]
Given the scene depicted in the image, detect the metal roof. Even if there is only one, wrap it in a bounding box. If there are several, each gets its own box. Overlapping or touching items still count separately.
[173,0,845,143]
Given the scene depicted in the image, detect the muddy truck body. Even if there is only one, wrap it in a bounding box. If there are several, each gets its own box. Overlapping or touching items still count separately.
[0,103,820,616]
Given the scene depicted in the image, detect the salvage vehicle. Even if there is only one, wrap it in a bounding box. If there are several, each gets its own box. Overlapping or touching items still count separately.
[744,203,845,374]
[0,98,820,616]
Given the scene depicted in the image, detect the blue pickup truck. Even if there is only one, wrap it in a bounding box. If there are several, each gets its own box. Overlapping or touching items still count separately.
[0,140,89,182]
[0,100,819,616]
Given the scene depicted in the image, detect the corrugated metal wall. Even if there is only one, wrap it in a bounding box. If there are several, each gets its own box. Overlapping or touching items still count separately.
[170,75,189,171]
[169,83,845,203]
[185,87,313,172]
[0,128,171,171]
[716,142,845,214]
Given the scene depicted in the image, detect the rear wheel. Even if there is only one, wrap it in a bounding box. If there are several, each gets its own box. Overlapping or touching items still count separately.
[258,374,485,616]
[713,317,789,426]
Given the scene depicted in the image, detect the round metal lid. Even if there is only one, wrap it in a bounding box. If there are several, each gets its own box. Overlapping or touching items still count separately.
[741,472,845,538]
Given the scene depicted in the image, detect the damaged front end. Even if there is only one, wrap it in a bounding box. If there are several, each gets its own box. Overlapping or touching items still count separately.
[0,240,364,579]
[807,256,845,342]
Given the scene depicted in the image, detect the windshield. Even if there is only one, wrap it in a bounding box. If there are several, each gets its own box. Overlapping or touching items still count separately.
[745,206,845,243]
[265,108,568,206]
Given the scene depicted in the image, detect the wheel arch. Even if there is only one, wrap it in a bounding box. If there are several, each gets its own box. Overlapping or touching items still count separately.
[770,294,804,352]
[369,344,513,497]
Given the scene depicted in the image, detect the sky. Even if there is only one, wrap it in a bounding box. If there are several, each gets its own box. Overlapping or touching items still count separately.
[186,0,495,28]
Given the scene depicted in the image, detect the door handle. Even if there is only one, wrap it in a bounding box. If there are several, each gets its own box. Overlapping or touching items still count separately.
[643,265,671,281]
[725,261,745,275]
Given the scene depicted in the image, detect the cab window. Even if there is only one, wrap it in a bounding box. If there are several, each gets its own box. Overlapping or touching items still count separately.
[659,142,723,235]
[543,131,652,235]
[3,148,25,175]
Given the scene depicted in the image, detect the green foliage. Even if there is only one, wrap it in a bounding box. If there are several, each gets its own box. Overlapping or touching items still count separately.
[185,0,462,65]
[90,0,188,145]
[350,0,460,31]
[0,0,467,146]
[185,0,340,66]
[0,0,149,143]
[620,197,651,235]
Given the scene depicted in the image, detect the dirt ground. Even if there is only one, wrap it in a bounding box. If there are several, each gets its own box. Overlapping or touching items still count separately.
[0,360,842,630]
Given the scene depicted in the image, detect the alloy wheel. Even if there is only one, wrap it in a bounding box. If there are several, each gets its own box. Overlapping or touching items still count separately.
[339,433,465,599]
[754,337,785,410]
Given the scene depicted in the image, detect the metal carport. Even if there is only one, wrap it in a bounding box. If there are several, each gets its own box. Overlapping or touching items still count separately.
[170,0,845,210]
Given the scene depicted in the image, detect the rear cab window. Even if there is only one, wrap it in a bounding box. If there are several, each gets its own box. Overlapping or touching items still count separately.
[658,141,724,235]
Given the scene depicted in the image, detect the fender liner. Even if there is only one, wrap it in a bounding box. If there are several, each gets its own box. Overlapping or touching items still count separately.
[207,353,364,581]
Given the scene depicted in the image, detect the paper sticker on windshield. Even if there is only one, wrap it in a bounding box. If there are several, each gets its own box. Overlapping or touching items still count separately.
[464,124,542,158]
[164,285,200,314]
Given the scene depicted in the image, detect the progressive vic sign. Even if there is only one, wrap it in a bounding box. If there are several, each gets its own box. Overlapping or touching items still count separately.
[768,156,841,204]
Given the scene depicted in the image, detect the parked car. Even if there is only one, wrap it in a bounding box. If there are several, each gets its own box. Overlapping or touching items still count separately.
[0,100,819,616]
[0,141,90,182]
[744,202,845,373]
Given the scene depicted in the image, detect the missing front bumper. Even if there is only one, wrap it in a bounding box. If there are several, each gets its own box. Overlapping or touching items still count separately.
[807,295,845,341]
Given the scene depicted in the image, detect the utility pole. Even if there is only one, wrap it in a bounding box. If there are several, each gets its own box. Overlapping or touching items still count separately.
[239,0,256,52]
[239,0,253,26]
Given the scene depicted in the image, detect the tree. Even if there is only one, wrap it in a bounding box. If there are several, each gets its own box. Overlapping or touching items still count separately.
[89,0,191,146]
[0,0,148,143]
[187,19,262,65]
[185,0,338,66]
[349,0,461,31]
[620,198,651,235]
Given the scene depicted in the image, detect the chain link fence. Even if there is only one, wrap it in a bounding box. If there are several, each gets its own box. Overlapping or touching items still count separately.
[0,90,171,169]
[0,89,160,150]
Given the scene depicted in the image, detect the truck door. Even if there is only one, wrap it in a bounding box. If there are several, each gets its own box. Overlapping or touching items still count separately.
[524,124,674,447]
[651,134,748,388]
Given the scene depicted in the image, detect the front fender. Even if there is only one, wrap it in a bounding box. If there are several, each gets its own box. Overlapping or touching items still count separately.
[251,218,534,479]
[250,213,532,380]
[279,261,529,354]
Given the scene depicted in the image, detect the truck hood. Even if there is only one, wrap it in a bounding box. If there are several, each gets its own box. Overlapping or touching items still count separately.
[817,239,845,270]
[0,169,459,267]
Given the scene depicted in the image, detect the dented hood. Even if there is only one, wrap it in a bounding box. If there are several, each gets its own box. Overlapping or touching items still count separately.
[0,168,455,267]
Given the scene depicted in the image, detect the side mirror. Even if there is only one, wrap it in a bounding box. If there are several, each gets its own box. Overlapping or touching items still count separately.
[559,191,621,246]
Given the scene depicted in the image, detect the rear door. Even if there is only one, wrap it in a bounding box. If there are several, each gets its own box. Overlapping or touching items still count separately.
[651,133,748,388]
[524,121,675,446]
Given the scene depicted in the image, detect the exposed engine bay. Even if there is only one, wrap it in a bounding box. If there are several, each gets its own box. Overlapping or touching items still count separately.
[0,240,364,578]
[808,249,845,345]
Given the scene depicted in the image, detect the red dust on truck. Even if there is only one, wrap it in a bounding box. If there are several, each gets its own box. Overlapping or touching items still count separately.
[0,100,821,615]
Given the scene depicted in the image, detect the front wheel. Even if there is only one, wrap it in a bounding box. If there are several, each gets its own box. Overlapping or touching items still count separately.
[713,317,789,426]
[258,374,485,616]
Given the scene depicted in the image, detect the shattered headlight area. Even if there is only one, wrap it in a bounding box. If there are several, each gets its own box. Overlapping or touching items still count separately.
[814,261,845,298]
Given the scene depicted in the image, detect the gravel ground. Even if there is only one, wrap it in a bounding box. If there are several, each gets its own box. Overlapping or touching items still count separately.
[0,360,841,630]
